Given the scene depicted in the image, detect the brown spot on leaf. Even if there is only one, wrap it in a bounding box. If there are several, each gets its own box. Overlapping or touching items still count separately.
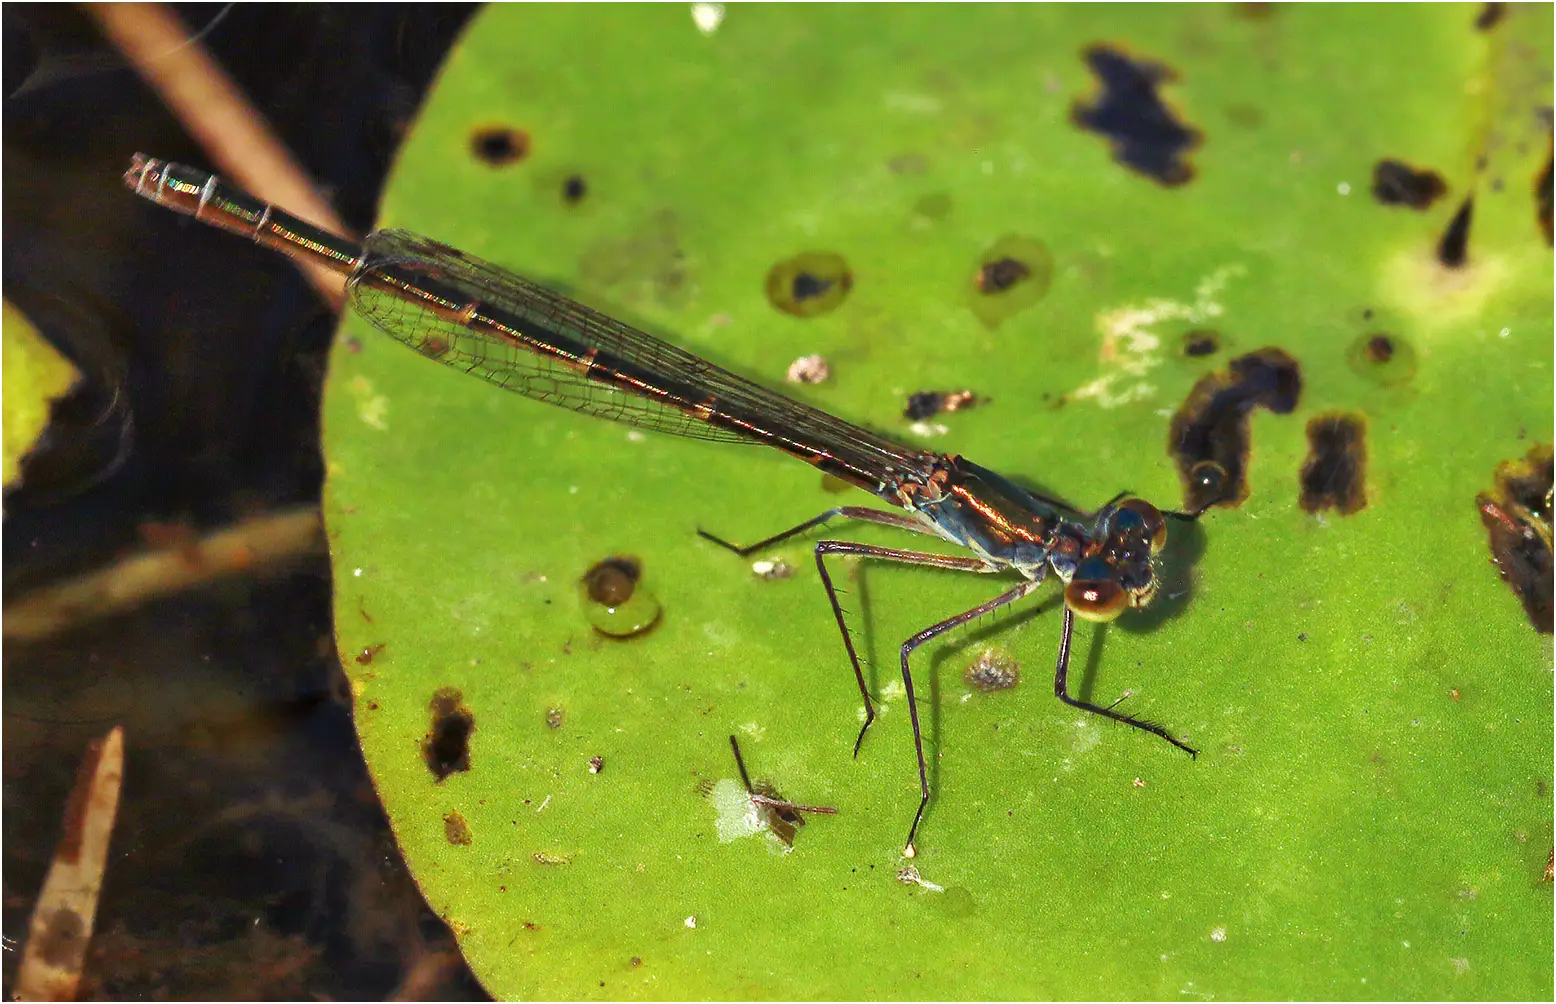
[1345,332,1418,388]
[444,811,473,846]
[1299,413,1368,515]
[1168,348,1302,510]
[1371,160,1448,210]
[1477,445,1554,633]
[470,126,529,166]
[424,688,474,781]
[1437,196,1474,269]
[967,234,1053,329]
[765,252,852,318]
[1071,44,1201,187]
[1181,329,1221,357]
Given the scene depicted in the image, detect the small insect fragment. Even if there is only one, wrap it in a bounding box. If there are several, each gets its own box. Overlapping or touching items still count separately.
[588,755,604,774]
[785,354,831,385]
[903,389,984,421]
[751,558,795,580]
[896,865,944,892]
[532,850,573,866]
[545,705,566,729]
[963,647,1020,692]
[354,643,386,665]
[723,735,836,848]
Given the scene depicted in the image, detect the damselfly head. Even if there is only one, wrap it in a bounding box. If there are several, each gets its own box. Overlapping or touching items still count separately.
[1063,497,1167,623]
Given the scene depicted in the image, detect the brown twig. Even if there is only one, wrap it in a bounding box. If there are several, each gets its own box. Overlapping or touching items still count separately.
[3,507,325,641]
[15,727,126,1001]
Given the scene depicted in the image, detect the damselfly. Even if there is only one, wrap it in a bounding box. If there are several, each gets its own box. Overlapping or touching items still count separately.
[124,153,1206,855]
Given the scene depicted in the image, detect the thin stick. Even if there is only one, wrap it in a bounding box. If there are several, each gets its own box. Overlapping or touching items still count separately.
[727,735,837,816]
[3,506,324,641]
[15,727,125,1001]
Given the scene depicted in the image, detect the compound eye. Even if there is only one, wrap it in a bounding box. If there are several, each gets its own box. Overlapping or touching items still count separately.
[1065,578,1128,622]
[1116,498,1167,552]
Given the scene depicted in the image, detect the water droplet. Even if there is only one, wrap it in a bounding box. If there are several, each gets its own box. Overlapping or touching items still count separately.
[580,556,662,638]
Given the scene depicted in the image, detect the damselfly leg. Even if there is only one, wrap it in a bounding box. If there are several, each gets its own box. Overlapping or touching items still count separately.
[812,540,998,758]
[895,578,1043,856]
[1053,605,1199,757]
[701,508,996,757]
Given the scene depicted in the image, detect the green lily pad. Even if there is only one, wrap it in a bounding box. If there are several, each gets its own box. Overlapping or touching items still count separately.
[324,5,1553,998]
[2,300,79,490]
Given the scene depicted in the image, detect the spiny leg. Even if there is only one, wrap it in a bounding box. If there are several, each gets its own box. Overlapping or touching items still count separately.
[811,541,996,758]
[698,505,935,556]
[699,505,984,754]
[899,578,1043,858]
[1052,606,1198,757]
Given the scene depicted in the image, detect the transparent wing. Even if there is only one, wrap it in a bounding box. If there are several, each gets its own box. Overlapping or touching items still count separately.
[350,230,927,483]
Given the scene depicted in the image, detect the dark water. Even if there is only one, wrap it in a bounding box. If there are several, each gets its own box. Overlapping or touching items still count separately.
[3,5,489,998]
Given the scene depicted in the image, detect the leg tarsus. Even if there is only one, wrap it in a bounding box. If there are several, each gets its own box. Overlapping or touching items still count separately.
[1053,606,1198,757]
[897,578,1043,855]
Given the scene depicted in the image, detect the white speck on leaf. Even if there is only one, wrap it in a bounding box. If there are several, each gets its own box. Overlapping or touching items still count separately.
[690,3,722,34]
[1076,264,1246,408]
